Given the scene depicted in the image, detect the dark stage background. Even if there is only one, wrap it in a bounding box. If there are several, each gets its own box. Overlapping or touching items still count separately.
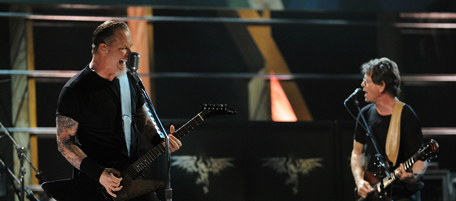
[1,2,456,201]
[26,8,456,127]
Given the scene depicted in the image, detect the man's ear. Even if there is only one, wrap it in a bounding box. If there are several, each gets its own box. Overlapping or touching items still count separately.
[99,43,108,53]
[379,81,386,93]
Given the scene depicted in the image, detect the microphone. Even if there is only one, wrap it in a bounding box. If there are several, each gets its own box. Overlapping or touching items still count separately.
[128,52,145,90]
[127,52,140,72]
[345,88,362,103]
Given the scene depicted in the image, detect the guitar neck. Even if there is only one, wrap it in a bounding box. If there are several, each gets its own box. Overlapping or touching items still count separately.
[377,154,417,189]
[122,113,205,178]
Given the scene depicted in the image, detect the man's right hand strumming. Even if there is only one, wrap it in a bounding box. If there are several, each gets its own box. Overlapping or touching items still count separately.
[356,180,374,198]
[100,168,123,198]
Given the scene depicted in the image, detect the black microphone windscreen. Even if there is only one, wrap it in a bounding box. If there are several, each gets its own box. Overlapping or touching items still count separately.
[128,52,140,71]
[345,88,362,103]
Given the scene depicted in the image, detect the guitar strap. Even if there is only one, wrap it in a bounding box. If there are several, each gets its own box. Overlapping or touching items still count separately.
[119,73,132,156]
[385,100,405,167]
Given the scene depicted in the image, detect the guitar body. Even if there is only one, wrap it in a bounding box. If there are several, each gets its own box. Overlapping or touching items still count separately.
[42,177,110,201]
[115,175,165,201]
[42,175,165,201]
[357,171,391,201]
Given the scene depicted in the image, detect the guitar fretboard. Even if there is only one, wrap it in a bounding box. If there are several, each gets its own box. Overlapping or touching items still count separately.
[378,150,421,189]
[122,113,205,178]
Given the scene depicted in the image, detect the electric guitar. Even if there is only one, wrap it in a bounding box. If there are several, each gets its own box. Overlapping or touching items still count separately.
[355,139,439,201]
[42,104,236,201]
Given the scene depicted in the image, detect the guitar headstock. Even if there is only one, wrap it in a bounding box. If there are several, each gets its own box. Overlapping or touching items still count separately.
[415,139,439,161]
[200,104,236,119]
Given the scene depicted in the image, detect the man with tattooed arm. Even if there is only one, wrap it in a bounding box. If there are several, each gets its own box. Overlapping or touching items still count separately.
[54,20,182,201]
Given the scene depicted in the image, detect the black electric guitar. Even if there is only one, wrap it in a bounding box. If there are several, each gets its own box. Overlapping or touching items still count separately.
[355,139,439,201]
[42,104,236,201]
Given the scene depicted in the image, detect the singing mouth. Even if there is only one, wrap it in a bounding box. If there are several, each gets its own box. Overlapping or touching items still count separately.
[119,60,127,67]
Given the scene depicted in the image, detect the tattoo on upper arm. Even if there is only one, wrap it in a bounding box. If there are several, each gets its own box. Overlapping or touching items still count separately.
[56,115,78,137]
[56,115,85,166]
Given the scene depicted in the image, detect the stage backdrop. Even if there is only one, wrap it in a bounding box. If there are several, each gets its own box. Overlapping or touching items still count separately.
[37,120,452,201]
[164,120,351,201]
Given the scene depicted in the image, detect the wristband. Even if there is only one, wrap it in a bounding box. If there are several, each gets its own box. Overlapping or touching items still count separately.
[80,157,105,182]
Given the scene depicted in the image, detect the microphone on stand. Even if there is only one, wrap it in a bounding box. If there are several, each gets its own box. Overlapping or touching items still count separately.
[344,88,362,105]
[127,52,140,72]
[343,87,368,134]
[127,52,173,201]
[127,52,145,90]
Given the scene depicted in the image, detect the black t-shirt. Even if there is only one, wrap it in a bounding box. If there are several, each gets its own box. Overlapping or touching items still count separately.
[56,66,145,171]
[354,103,425,199]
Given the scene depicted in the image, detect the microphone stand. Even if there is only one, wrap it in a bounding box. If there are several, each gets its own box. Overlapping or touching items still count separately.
[0,157,40,201]
[344,93,390,201]
[129,70,173,201]
[0,121,48,201]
